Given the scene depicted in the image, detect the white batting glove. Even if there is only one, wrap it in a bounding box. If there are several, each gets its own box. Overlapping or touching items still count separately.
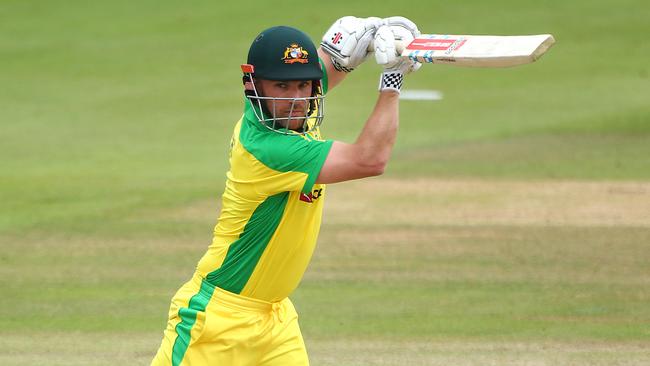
[321,16,383,72]
[383,16,421,52]
[375,16,421,69]
[375,25,421,93]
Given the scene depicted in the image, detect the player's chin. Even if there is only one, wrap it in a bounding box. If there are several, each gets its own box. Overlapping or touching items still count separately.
[286,118,306,130]
[277,113,307,129]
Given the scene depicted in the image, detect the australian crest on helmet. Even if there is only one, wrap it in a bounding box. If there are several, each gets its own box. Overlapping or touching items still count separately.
[282,43,309,64]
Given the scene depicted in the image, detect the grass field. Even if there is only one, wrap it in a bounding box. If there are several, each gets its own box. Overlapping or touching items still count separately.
[1,0,649,365]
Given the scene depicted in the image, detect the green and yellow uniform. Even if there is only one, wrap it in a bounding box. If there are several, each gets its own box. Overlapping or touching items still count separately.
[152,75,332,366]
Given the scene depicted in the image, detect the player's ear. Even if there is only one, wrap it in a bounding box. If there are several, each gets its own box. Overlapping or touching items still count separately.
[243,75,254,89]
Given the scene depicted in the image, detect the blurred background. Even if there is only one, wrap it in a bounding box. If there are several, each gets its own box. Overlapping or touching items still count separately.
[1,1,648,365]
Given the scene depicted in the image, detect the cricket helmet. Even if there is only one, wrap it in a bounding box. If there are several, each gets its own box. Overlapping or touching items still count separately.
[247,25,323,81]
[242,26,325,135]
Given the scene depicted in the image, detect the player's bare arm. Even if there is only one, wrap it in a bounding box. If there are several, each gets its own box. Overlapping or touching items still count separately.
[316,91,399,183]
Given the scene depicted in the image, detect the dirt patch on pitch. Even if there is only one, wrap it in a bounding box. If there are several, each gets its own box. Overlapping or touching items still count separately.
[154,178,649,227]
[323,178,650,227]
[308,338,650,366]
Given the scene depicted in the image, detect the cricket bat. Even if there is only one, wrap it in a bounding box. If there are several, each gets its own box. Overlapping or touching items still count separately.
[373,34,555,68]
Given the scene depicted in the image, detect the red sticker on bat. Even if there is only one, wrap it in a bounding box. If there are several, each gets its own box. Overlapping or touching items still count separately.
[407,38,466,52]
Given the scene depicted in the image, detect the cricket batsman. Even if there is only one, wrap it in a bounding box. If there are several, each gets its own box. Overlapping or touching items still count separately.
[151,15,421,366]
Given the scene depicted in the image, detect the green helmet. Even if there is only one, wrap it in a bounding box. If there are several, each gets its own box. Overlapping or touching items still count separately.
[242,26,325,135]
[247,26,323,81]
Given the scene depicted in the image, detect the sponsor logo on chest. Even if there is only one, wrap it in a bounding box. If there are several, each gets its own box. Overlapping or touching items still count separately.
[299,188,323,203]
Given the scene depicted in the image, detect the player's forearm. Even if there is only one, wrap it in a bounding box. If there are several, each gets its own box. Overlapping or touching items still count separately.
[353,91,400,173]
[318,47,347,91]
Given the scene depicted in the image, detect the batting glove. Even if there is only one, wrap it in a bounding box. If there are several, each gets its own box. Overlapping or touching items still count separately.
[375,16,421,68]
[375,25,421,93]
[321,16,384,72]
[383,16,421,49]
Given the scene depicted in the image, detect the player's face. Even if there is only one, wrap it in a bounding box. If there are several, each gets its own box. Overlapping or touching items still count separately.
[256,79,312,130]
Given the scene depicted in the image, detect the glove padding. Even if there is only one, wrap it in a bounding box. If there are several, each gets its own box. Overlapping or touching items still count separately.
[321,16,383,72]
[375,25,422,74]
[383,16,421,53]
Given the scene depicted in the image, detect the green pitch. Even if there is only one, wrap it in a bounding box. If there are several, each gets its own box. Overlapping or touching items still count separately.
[1,0,649,365]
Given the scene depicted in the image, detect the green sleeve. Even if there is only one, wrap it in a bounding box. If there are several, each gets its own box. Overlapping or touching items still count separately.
[241,122,333,194]
[262,135,333,194]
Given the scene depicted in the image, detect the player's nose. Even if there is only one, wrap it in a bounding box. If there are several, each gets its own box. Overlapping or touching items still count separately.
[287,86,304,98]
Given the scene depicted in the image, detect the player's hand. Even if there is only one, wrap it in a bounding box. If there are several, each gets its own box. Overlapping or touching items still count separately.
[382,16,421,55]
[321,16,383,72]
[375,25,422,74]
[375,16,421,73]
[375,25,421,93]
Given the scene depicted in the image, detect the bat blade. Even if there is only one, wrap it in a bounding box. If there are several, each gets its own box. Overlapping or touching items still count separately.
[402,34,555,67]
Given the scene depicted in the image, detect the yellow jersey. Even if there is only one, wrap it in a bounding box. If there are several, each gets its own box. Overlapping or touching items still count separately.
[195,93,332,302]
